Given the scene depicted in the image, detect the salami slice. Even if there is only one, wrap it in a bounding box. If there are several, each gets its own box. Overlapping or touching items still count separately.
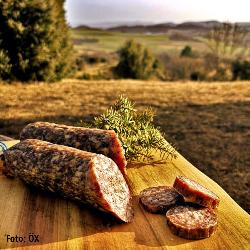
[173,176,220,209]
[166,205,218,240]
[3,139,133,223]
[20,122,127,177]
[139,186,183,213]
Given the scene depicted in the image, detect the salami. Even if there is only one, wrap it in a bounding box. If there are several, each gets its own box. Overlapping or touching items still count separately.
[173,176,220,209]
[2,139,133,223]
[20,122,127,177]
[166,204,218,240]
[139,186,183,213]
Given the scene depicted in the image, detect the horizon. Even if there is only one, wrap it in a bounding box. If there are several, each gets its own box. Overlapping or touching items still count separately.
[65,0,250,28]
[69,19,250,29]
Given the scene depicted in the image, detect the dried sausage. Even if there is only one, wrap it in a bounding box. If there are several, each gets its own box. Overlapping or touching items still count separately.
[3,139,133,223]
[173,176,220,209]
[139,186,183,213]
[166,204,218,240]
[20,122,127,177]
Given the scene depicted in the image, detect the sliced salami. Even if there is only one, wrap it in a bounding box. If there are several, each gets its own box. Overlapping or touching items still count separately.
[3,139,133,223]
[139,186,184,213]
[166,204,218,240]
[173,176,220,209]
[20,122,127,177]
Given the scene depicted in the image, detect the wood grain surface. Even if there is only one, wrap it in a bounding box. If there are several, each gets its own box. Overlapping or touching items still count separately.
[0,140,249,250]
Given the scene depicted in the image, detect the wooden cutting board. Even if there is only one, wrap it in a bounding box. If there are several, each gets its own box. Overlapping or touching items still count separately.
[0,141,249,250]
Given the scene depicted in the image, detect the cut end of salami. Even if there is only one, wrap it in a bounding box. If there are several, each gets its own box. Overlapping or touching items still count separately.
[20,122,127,177]
[166,205,218,240]
[3,139,133,223]
[139,186,183,213]
[173,176,220,209]
[91,154,133,222]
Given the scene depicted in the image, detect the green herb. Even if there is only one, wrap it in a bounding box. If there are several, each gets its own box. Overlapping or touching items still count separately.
[80,96,176,161]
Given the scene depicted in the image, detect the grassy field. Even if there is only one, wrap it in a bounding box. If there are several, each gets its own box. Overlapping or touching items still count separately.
[71,28,211,80]
[71,28,207,56]
[0,80,249,212]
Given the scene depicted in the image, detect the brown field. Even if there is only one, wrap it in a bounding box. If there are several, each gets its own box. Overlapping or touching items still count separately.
[0,80,249,212]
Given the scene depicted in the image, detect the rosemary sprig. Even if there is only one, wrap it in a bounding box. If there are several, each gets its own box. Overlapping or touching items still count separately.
[80,96,176,161]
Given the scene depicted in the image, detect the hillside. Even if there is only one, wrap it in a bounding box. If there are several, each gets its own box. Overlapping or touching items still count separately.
[0,80,249,213]
[78,21,250,33]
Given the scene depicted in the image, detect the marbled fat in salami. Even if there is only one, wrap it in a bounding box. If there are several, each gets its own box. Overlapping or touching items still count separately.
[20,122,127,177]
[3,139,133,223]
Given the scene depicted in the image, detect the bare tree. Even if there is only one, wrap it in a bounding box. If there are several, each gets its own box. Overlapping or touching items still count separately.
[205,23,249,60]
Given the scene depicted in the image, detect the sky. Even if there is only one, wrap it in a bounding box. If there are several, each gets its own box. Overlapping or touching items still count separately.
[65,0,250,27]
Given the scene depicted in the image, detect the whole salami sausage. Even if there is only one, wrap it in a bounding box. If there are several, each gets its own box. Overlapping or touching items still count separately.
[2,139,133,223]
[173,176,220,209]
[166,204,218,240]
[20,122,127,177]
